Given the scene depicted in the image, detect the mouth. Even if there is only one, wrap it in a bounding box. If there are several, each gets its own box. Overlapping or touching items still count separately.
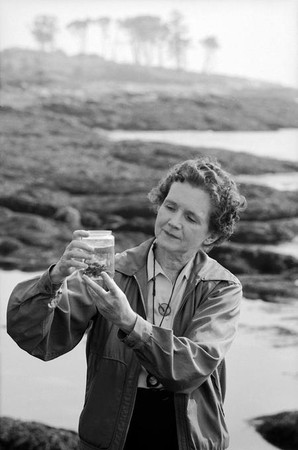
[163,229,180,240]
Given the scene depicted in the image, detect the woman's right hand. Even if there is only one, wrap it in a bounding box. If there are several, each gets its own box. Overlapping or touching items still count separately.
[49,230,94,284]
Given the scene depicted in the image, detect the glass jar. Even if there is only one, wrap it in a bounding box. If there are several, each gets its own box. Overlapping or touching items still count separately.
[82,230,115,283]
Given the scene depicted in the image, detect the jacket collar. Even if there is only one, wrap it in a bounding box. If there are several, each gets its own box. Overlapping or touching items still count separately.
[115,237,239,284]
[115,238,154,276]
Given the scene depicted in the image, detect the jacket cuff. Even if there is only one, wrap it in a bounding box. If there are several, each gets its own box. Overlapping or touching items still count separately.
[37,265,64,309]
[118,315,153,349]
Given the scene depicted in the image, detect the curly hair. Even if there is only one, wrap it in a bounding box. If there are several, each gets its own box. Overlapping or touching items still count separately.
[148,157,247,248]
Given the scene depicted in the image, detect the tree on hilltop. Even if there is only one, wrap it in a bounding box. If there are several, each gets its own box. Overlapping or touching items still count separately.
[148,19,170,67]
[67,19,91,55]
[119,15,169,66]
[31,15,59,52]
[92,16,111,58]
[200,35,220,73]
[167,10,190,71]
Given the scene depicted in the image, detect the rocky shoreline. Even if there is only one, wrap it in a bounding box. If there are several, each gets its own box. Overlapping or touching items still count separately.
[1,53,298,299]
[1,110,298,301]
[0,417,79,450]
[249,411,298,450]
[1,411,298,450]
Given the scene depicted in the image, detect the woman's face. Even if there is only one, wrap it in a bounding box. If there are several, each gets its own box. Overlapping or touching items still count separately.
[154,181,214,260]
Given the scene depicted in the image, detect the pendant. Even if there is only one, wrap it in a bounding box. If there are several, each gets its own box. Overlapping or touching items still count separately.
[158,302,171,317]
[146,372,160,388]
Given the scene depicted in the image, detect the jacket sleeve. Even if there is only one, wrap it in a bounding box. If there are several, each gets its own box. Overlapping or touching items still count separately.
[6,268,97,361]
[119,280,242,393]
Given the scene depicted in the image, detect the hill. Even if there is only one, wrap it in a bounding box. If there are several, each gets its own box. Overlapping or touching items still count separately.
[2,48,298,131]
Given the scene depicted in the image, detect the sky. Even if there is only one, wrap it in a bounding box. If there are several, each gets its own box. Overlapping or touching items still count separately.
[0,0,298,88]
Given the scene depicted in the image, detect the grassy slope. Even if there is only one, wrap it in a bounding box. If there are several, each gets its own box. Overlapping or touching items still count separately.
[2,48,298,131]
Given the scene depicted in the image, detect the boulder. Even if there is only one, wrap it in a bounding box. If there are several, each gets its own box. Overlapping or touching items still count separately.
[0,416,79,450]
[233,218,298,244]
[210,244,298,275]
[249,411,298,450]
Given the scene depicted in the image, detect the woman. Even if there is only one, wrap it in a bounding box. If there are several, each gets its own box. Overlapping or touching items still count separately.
[7,157,246,450]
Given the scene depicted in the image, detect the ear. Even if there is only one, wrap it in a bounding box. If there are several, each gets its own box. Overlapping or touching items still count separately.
[203,234,218,246]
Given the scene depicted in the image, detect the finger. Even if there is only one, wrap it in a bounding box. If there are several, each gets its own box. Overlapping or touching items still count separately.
[100,272,118,294]
[82,274,107,295]
[86,283,101,298]
[67,259,88,270]
[73,230,90,240]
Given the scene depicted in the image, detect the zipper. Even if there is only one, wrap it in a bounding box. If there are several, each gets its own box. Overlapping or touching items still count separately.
[118,357,141,450]
[175,393,193,450]
[117,274,146,449]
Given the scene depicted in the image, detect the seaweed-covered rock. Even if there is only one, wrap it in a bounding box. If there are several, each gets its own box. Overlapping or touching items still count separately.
[0,416,79,450]
[233,218,298,244]
[249,411,298,450]
[239,272,298,303]
[210,244,298,275]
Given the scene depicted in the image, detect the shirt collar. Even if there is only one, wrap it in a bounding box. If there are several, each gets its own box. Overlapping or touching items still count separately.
[147,242,196,282]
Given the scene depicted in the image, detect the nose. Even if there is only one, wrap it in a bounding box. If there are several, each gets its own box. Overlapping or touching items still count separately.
[168,212,182,229]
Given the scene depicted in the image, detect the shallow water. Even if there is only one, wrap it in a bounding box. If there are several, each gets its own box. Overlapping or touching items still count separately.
[107,128,298,191]
[226,299,298,449]
[236,171,298,191]
[0,270,86,427]
[1,270,298,449]
[106,128,298,162]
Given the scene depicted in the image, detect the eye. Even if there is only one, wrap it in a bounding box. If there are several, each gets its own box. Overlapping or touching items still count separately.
[165,203,176,211]
[186,215,197,223]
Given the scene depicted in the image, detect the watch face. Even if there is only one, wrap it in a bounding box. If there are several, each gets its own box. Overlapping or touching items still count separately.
[146,373,161,388]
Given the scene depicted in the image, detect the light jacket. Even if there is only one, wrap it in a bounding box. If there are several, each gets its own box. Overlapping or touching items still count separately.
[7,238,242,450]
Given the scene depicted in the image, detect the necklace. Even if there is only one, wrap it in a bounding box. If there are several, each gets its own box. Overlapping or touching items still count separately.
[152,243,177,328]
[146,244,176,389]
[147,245,196,388]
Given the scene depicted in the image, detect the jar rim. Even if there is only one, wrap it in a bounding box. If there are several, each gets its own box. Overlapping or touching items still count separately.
[85,230,112,235]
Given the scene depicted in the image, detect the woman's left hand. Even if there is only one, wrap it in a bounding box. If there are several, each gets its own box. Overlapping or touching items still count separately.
[82,272,137,334]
